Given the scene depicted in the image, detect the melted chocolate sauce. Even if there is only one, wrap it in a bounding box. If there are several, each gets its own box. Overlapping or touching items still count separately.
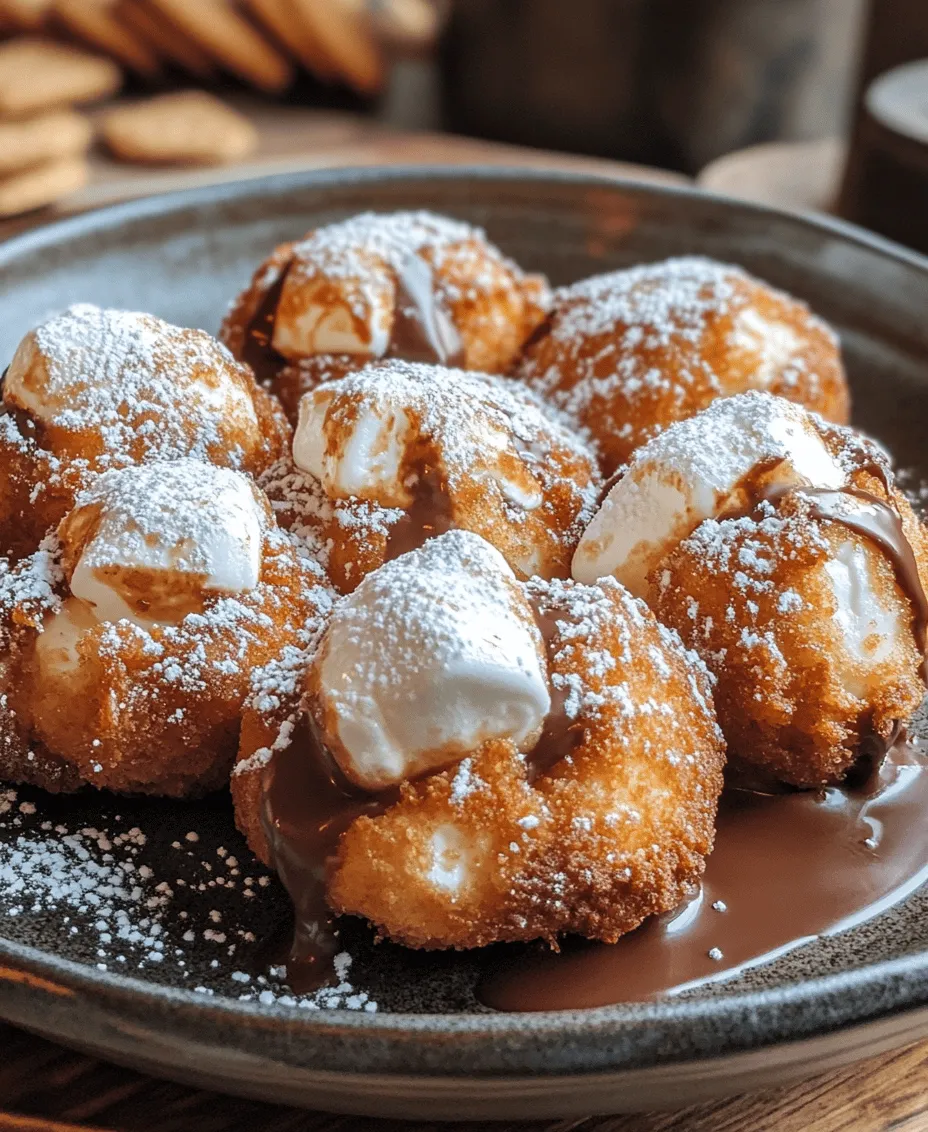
[763,483,928,680]
[479,740,928,1011]
[384,463,455,561]
[241,260,294,387]
[388,256,464,365]
[260,717,399,993]
[525,597,584,780]
[240,253,464,386]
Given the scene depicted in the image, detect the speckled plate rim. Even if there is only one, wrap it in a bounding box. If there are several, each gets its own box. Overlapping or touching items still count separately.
[2,166,928,1084]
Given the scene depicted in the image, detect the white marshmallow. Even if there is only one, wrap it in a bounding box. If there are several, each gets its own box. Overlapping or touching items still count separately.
[270,210,479,361]
[730,307,804,389]
[825,537,904,699]
[291,363,545,513]
[272,268,394,360]
[293,385,413,506]
[572,391,846,597]
[34,596,98,680]
[311,529,550,792]
[427,824,475,894]
[60,460,266,627]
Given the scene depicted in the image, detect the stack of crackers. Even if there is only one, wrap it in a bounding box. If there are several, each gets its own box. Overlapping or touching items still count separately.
[0,0,441,95]
[0,0,441,218]
[0,38,116,216]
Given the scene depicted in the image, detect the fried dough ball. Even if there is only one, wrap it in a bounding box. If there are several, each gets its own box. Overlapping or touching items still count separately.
[516,256,850,475]
[233,531,725,952]
[220,210,550,421]
[654,482,928,787]
[0,460,330,797]
[573,389,928,787]
[261,360,601,592]
[0,304,291,561]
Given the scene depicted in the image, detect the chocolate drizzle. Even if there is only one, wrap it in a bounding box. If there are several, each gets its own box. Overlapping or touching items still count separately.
[240,252,464,386]
[762,483,928,681]
[240,259,294,387]
[384,463,455,562]
[479,738,928,1011]
[388,255,464,365]
[260,717,399,993]
[525,596,584,781]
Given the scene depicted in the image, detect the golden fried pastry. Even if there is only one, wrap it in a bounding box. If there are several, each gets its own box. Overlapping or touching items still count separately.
[516,256,850,475]
[0,303,291,561]
[233,530,725,955]
[219,210,550,422]
[0,459,330,797]
[260,359,602,592]
[575,390,928,787]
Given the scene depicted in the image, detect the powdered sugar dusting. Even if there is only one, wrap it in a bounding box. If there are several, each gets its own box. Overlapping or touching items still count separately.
[0,786,376,1010]
[0,533,63,641]
[520,256,835,435]
[6,304,259,468]
[289,210,508,296]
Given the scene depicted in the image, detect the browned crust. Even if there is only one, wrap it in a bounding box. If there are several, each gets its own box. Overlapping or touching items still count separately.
[516,266,850,475]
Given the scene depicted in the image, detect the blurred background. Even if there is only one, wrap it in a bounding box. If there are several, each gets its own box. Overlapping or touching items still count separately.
[0,0,927,251]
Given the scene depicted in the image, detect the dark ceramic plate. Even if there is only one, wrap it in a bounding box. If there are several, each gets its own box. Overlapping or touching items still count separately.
[2,169,928,1120]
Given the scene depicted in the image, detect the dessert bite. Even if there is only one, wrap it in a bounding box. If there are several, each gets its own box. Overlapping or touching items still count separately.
[0,459,330,797]
[516,256,850,475]
[0,303,291,561]
[219,210,550,422]
[574,391,928,787]
[260,359,602,592]
[233,529,725,968]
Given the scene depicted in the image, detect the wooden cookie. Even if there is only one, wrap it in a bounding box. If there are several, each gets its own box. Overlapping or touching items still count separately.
[0,37,121,116]
[0,108,91,175]
[101,90,258,165]
[53,0,161,77]
[0,154,87,216]
[145,0,292,92]
[115,0,217,79]
[294,0,383,94]
[245,0,335,80]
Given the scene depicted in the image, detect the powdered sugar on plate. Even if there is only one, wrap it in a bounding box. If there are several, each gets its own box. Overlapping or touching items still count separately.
[0,784,377,1011]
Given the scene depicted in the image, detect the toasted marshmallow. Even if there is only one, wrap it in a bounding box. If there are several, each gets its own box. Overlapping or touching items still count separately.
[58,460,268,627]
[291,362,544,512]
[293,384,413,506]
[4,304,259,446]
[271,211,476,362]
[825,535,905,699]
[573,391,845,596]
[34,596,99,680]
[273,261,395,359]
[308,530,550,792]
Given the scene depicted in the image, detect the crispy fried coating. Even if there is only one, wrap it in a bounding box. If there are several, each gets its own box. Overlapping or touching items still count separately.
[261,363,602,592]
[0,522,330,798]
[516,257,850,475]
[0,305,291,561]
[233,576,725,950]
[653,472,928,787]
[219,211,550,412]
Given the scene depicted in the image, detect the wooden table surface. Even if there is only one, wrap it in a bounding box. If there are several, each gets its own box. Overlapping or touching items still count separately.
[2,1023,927,1132]
[1,105,927,1132]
